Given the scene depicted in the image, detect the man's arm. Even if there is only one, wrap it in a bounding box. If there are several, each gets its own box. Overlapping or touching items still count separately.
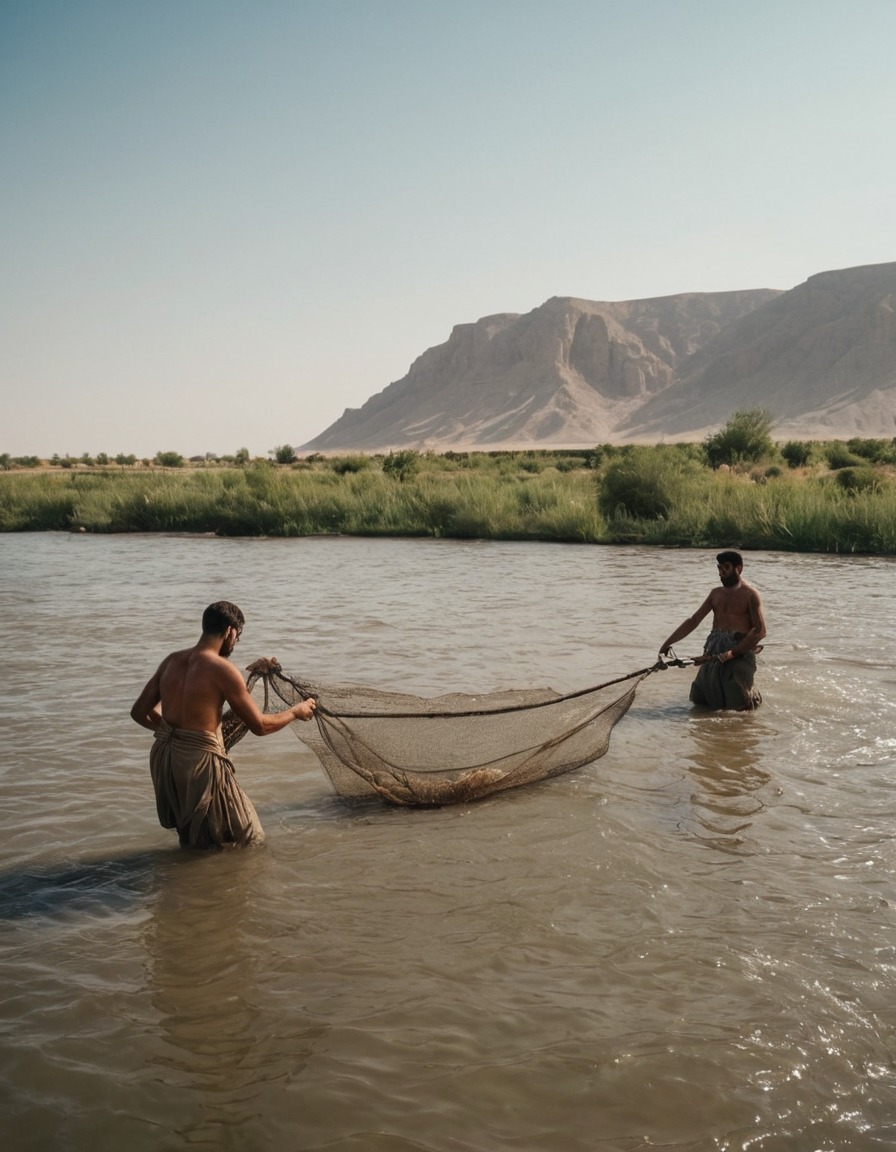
[217,660,316,735]
[659,594,714,657]
[130,663,164,731]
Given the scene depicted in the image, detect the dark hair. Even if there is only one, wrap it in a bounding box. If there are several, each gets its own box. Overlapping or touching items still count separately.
[202,600,245,635]
[716,550,744,568]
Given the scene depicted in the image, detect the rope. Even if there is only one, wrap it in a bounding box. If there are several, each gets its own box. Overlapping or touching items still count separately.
[259,662,676,722]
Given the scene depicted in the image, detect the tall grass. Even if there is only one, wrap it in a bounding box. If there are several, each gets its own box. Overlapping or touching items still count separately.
[602,470,896,552]
[3,456,896,553]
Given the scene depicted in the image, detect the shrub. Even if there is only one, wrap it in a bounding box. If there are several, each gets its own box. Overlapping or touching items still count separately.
[781,440,813,468]
[826,443,865,470]
[154,451,185,468]
[834,466,882,493]
[383,449,421,482]
[331,454,372,475]
[1,454,41,469]
[585,444,623,469]
[846,438,896,465]
[598,447,703,520]
[272,444,297,464]
[704,408,775,467]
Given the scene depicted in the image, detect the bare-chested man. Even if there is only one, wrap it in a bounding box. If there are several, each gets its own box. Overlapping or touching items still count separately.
[131,600,316,848]
[659,551,766,711]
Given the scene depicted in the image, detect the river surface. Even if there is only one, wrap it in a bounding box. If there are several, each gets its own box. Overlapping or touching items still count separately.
[2,533,896,1151]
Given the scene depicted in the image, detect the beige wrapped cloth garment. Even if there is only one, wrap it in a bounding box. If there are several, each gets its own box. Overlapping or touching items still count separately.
[689,629,761,712]
[150,720,264,848]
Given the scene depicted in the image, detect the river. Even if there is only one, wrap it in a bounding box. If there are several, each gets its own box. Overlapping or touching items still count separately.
[2,533,895,1151]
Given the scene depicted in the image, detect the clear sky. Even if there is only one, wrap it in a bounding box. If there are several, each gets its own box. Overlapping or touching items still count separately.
[2,0,894,459]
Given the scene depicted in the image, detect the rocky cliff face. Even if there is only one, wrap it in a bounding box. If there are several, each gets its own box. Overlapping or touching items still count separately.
[622,262,896,441]
[302,262,896,451]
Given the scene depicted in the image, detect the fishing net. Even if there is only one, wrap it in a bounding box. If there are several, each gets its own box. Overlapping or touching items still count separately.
[223,665,657,807]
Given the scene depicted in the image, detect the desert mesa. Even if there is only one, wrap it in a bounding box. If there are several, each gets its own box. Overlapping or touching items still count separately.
[302,261,896,453]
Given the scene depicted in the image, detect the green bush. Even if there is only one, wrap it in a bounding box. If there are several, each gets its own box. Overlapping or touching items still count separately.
[331,454,372,475]
[382,450,421,482]
[598,447,704,520]
[845,438,896,465]
[825,443,865,469]
[154,451,185,468]
[781,440,813,468]
[704,408,775,467]
[834,466,882,493]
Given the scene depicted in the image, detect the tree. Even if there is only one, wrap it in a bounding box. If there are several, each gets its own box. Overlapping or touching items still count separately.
[154,451,184,468]
[271,444,296,464]
[704,408,775,467]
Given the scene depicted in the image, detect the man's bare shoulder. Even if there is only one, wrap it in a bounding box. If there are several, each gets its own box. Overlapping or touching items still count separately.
[159,645,240,688]
[739,579,764,604]
[155,646,191,675]
[156,646,192,685]
[187,647,243,680]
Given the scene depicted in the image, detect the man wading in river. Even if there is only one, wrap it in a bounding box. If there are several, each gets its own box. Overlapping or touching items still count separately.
[131,600,316,848]
[659,551,766,711]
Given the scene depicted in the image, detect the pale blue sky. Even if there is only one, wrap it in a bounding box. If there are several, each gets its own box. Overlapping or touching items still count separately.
[2,0,894,458]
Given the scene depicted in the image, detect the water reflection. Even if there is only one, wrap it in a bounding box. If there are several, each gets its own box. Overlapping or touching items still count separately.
[142,850,328,1142]
[684,717,772,855]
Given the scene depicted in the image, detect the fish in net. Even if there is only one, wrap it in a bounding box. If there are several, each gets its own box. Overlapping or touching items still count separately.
[222,664,658,807]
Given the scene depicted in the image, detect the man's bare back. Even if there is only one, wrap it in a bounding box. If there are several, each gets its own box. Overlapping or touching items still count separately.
[132,604,315,737]
[157,646,248,732]
[131,601,317,849]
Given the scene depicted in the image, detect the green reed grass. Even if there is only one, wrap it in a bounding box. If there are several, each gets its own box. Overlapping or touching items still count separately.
[2,458,895,553]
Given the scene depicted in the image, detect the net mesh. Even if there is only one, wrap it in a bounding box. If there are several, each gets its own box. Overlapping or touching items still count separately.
[224,666,655,806]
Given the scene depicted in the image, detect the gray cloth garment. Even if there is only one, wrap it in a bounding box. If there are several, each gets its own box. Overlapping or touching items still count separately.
[689,629,761,711]
[150,720,264,848]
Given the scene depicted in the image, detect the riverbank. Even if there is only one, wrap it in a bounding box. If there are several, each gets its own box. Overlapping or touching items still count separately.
[2,446,895,552]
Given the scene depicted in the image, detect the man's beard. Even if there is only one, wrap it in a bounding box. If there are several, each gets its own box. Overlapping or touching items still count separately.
[719,573,739,588]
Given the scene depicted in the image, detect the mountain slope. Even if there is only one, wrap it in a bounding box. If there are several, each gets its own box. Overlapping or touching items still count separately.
[621,262,896,440]
[302,262,896,451]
